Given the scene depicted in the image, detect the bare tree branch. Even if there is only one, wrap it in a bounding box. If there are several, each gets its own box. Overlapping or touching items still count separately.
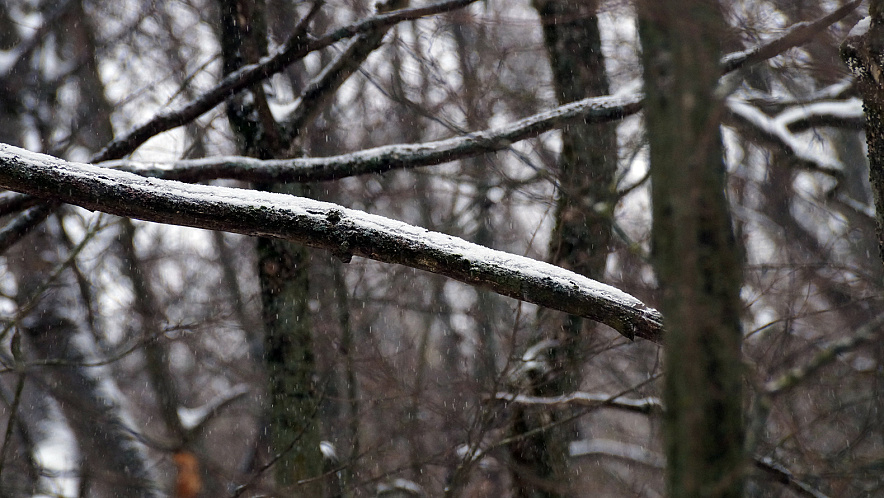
[721,0,862,74]
[93,0,478,162]
[765,312,884,396]
[0,204,54,254]
[753,456,830,498]
[95,0,862,183]
[0,144,664,342]
[103,94,643,183]
[569,441,832,498]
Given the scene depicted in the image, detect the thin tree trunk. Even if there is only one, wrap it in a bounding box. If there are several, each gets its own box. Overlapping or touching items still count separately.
[217,1,324,493]
[510,2,617,496]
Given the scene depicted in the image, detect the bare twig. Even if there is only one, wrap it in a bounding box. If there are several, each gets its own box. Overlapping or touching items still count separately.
[754,456,830,498]
[764,312,884,396]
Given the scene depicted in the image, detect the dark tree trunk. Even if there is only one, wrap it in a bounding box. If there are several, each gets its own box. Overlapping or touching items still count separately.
[841,0,884,270]
[637,1,746,496]
[509,2,617,496]
[217,0,324,493]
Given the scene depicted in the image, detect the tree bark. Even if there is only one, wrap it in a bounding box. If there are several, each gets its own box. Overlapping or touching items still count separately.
[218,0,324,493]
[841,1,884,269]
[510,2,618,496]
[637,1,746,496]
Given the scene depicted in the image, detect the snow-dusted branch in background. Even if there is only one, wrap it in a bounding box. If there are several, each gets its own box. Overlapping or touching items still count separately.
[778,98,865,133]
[569,441,830,498]
[178,385,250,435]
[0,144,664,342]
[104,94,644,183]
[721,0,862,74]
[492,392,663,415]
[96,0,862,183]
[569,439,665,469]
[93,0,478,162]
[726,99,845,178]
[0,204,53,254]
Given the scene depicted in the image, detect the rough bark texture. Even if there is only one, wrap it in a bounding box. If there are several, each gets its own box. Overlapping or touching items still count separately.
[510,2,617,496]
[637,1,746,496]
[841,1,884,269]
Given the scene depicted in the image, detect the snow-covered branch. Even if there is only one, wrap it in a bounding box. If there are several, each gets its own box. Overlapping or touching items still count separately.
[492,392,663,415]
[93,0,478,162]
[103,94,643,183]
[726,98,844,178]
[94,1,859,183]
[778,98,864,133]
[569,439,664,469]
[0,144,664,342]
[178,385,250,434]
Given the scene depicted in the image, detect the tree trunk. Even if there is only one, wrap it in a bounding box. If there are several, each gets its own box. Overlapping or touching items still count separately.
[510,2,617,496]
[217,0,324,493]
[841,0,884,270]
[637,1,746,496]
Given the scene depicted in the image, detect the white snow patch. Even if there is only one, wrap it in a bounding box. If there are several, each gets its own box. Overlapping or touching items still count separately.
[33,413,79,498]
[848,17,871,38]
[776,98,863,127]
[177,384,250,430]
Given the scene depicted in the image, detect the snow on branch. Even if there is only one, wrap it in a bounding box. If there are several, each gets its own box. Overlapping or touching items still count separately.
[569,439,664,469]
[178,384,250,433]
[492,392,663,415]
[88,0,852,179]
[721,0,862,74]
[726,98,844,178]
[92,0,478,162]
[95,3,859,184]
[0,144,664,342]
[778,98,865,132]
[103,94,644,183]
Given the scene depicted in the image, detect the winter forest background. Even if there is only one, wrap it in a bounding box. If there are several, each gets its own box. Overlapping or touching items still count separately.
[0,0,881,496]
